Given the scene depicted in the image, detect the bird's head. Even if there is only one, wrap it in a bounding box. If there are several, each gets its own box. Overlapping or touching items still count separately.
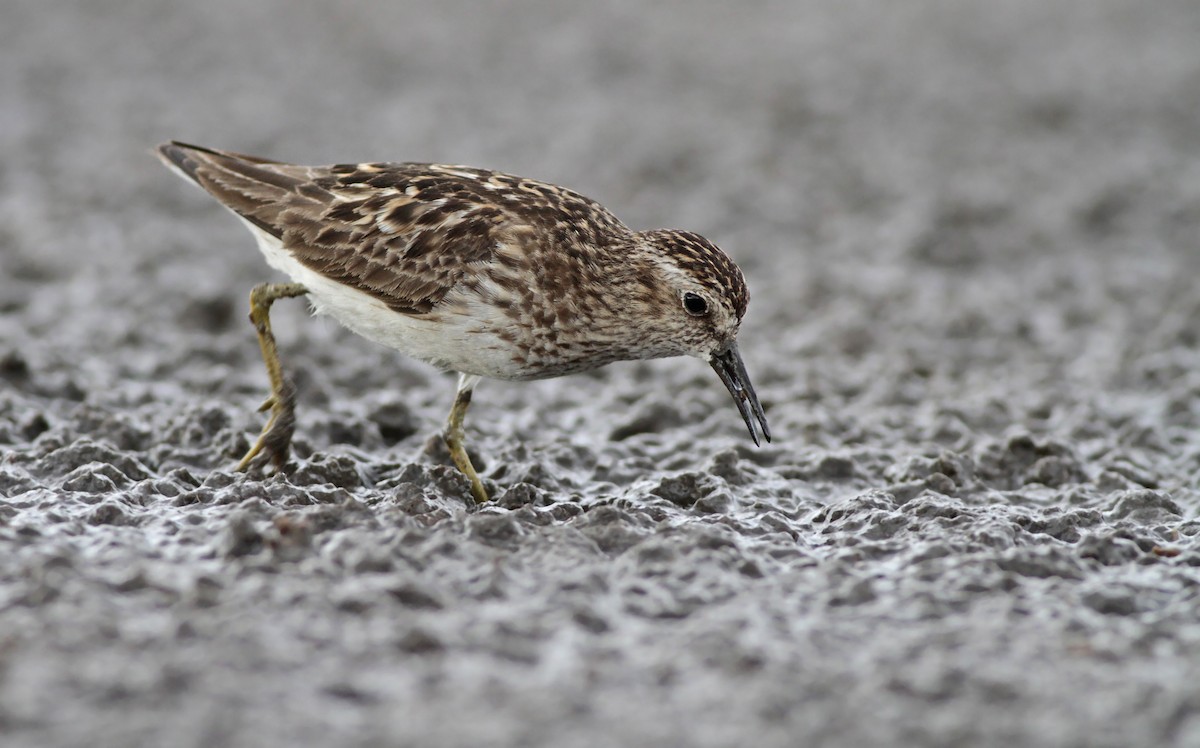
[634,229,771,446]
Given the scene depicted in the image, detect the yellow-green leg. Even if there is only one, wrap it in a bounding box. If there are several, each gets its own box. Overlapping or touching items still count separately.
[445,373,488,503]
[235,282,309,472]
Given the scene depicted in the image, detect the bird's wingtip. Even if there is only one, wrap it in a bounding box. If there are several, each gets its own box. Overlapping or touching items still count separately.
[155,140,202,182]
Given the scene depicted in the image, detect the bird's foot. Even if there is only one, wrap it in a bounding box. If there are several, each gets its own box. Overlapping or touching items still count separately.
[235,376,298,473]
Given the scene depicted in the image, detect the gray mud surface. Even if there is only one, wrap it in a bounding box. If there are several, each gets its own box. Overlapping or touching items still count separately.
[4,2,1200,746]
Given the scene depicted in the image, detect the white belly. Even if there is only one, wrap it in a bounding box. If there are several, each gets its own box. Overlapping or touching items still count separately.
[242,220,522,379]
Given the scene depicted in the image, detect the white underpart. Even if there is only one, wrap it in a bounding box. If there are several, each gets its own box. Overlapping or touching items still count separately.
[457,372,481,396]
[238,217,522,379]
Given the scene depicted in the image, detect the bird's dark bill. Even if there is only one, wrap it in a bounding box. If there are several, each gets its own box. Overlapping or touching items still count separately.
[709,343,771,446]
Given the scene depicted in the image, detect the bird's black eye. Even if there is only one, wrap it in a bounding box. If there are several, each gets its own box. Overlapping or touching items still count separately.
[682,292,709,316]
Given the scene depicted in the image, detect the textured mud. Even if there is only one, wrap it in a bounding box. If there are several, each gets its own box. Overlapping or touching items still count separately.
[3,2,1200,747]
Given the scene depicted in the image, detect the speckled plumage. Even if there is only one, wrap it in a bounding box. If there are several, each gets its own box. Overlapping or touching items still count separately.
[158,141,769,499]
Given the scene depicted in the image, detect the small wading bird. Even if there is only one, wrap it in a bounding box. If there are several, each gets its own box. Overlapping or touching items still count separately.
[158,142,770,503]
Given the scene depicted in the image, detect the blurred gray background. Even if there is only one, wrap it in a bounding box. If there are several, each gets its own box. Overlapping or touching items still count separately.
[3,2,1200,747]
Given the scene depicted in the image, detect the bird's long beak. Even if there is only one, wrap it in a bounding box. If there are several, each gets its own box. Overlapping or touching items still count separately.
[709,342,771,446]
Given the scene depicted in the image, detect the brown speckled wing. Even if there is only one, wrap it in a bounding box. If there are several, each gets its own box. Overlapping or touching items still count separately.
[157,142,628,315]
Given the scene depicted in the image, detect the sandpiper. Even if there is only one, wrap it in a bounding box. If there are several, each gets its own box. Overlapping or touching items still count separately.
[157,141,770,503]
